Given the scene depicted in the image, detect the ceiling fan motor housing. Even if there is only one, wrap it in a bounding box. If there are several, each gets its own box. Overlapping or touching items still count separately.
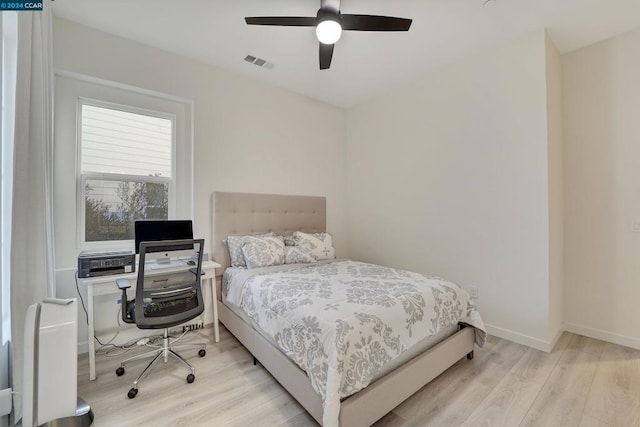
[316,9,343,45]
[316,8,342,26]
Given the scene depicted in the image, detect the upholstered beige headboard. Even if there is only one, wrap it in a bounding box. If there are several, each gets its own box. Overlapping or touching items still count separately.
[211,192,326,275]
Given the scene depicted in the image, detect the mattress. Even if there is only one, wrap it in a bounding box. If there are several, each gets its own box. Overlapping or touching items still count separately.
[222,260,485,426]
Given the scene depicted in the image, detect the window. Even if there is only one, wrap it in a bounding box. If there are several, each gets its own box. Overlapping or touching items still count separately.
[57,75,193,252]
[78,100,176,243]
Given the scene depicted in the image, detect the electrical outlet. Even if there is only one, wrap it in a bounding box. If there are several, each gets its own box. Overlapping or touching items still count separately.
[0,388,12,416]
[632,220,640,233]
[182,322,204,333]
[469,286,479,299]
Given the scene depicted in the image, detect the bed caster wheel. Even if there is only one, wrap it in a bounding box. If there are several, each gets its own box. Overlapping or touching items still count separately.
[127,388,138,399]
[187,374,195,383]
[115,367,125,376]
[198,349,206,357]
[467,351,474,360]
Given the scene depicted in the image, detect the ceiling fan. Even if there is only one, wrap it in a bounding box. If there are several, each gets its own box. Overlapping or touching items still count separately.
[245,0,412,70]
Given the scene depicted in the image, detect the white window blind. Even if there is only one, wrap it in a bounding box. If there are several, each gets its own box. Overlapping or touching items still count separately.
[81,104,172,177]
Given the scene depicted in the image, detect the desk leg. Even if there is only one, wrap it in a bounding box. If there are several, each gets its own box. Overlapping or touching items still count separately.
[87,285,96,381]
[210,278,219,343]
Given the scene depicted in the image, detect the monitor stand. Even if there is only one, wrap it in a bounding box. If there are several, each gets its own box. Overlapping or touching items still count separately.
[147,255,183,270]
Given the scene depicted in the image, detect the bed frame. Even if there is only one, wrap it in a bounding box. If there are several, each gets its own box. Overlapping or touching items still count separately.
[211,191,475,426]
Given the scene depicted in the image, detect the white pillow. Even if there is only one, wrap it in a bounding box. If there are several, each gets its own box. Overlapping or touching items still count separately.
[241,235,285,268]
[284,245,316,264]
[293,231,335,260]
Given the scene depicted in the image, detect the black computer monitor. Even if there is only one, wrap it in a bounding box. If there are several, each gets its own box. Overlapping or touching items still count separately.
[134,220,194,254]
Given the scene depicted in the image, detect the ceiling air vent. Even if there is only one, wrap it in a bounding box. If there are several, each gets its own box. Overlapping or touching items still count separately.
[244,55,275,70]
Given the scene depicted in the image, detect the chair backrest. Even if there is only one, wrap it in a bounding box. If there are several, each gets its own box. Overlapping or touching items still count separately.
[135,239,205,329]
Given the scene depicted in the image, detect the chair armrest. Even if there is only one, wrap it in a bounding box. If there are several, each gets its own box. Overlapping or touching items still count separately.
[116,278,132,290]
[116,279,134,324]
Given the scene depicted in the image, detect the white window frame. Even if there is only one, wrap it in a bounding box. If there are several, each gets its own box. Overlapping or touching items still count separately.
[76,97,177,249]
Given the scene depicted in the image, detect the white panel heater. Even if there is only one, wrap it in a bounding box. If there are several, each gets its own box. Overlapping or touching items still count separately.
[23,299,78,426]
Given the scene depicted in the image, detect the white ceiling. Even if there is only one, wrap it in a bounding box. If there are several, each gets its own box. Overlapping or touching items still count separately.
[52,0,640,108]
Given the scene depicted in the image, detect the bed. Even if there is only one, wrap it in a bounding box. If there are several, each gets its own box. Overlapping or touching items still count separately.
[211,191,486,427]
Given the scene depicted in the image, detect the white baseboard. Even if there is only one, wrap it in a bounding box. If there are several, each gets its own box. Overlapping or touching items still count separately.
[80,320,640,355]
[564,323,640,350]
[485,324,555,352]
[487,322,640,353]
[78,321,214,354]
[547,327,565,351]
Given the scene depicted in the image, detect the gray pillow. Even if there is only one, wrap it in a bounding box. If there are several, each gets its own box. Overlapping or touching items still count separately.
[242,235,285,269]
[223,232,275,267]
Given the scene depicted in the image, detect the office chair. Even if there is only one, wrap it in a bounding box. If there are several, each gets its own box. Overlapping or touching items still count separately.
[115,239,207,399]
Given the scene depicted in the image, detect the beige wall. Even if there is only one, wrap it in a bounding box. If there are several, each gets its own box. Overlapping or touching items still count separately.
[346,31,558,349]
[563,27,640,348]
[52,18,348,351]
[546,34,564,342]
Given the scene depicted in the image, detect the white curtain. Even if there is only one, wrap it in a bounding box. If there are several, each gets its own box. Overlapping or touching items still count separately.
[7,2,55,422]
[1,13,18,427]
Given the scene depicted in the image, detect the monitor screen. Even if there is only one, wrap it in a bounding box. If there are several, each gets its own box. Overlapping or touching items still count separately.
[134,220,194,254]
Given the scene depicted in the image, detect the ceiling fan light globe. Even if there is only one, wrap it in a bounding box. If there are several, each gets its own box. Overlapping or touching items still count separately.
[316,20,342,44]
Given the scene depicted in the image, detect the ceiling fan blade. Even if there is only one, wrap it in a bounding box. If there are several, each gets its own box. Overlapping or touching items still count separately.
[319,43,334,70]
[341,14,412,31]
[245,16,317,27]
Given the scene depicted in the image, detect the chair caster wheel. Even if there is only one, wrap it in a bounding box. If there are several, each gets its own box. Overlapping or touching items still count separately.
[127,388,138,399]
[116,367,125,376]
[467,351,474,360]
[187,374,195,383]
[198,349,206,357]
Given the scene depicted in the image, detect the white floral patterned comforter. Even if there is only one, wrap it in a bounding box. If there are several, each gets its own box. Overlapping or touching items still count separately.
[223,260,486,427]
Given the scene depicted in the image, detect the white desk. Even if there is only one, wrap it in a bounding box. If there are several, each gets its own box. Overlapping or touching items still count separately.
[78,260,221,380]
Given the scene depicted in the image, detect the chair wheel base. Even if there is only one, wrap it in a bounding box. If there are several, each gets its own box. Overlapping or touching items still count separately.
[198,349,206,357]
[116,367,125,376]
[127,388,138,399]
[187,374,195,383]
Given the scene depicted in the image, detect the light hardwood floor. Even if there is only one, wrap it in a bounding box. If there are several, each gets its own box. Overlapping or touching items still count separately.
[78,326,640,426]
